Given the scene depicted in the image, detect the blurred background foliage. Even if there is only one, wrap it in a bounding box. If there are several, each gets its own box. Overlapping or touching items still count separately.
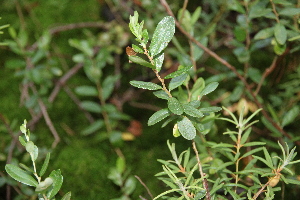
[0,0,300,199]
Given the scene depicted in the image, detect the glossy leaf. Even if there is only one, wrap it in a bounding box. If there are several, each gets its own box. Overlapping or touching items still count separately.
[153,90,169,100]
[40,152,50,177]
[128,56,155,69]
[177,117,196,140]
[200,82,219,96]
[81,101,102,113]
[5,164,38,187]
[183,104,204,118]
[169,73,188,91]
[148,108,171,126]
[75,85,98,96]
[47,169,63,199]
[130,80,162,90]
[168,97,184,115]
[274,23,287,45]
[149,16,175,57]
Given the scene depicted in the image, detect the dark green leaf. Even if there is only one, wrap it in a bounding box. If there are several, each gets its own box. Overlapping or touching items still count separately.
[168,97,184,115]
[164,65,192,79]
[102,75,120,101]
[130,80,162,90]
[5,164,38,187]
[183,104,204,118]
[177,117,196,140]
[200,82,219,96]
[148,108,171,126]
[81,101,102,113]
[75,86,98,96]
[274,23,287,45]
[153,90,169,100]
[169,74,188,91]
[40,152,50,177]
[47,170,63,199]
[149,16,175,57]
[129,56,155,69]
[199,107,222,113]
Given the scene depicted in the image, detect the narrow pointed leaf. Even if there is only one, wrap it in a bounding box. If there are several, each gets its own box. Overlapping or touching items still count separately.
[40,152,51,177]
[130,80,162,90]
[129,56,155,69]
[5,164,38,187]
[169,74,188,91]
[168,97,184,115]
[61,191,72,200]
[149,16,175,57]
[177,117,196,140]
[47,169,63,199]
[148,108,171,126]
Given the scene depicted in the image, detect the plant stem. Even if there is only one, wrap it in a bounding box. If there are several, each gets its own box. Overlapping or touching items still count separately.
[192,141,211,200]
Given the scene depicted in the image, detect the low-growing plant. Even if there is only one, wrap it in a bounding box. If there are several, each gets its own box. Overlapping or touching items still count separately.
[5,120,71,200]
[127,10,300,200]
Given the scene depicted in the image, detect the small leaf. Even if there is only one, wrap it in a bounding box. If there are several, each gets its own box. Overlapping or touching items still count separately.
[148,108,171,126]
[47,170,63,199]
[149,16,175,57]
[281,106,299,127]
[279,8,300,16]
[183,104,204,118]
[164,65,192,79]
[153,90,169,100]
[274,23,287,45]
[129,56,155,69]
[61,192,72,200]
[123,176,136,195]
[130,80,162,90]
[81,120,104,136]
[40,152,50,177]
[19,136,26,146]
[168,97,184,115]
[254,27,274,40]
[199,106,222,113]
[200,82,219,96]
[169,74,188,91]
[191,78,205,101]
[35,177,53,192]
[5,164,38,187]
[81,101,102,113]
[177,117,196,140]
[132,44,144,53]
[153,53,164,72]
[75,86,98,96]
[102,75,120,101]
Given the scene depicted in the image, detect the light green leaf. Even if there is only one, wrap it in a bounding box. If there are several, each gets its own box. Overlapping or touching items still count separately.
[281,106,299,127]
[274,23,287,45]
[177,117,196,140]
[130,80,162,90]
[132,44,143,53]
[75,86,98,96]
[19,136,26,146]
[191,77,205,101]
[123,176,136,195]
[5,164,38,187]
[35,177,53,192]
[183,104,204,118]
[148,108,171,126]
[169,74,188,91]
[199,106,222,113]
[81,101,102,113]
[149,16,175,57]
[61,191,72,200]
[254,27,274,40]
[47,169,63,199]
[102,75,120,101]
[168,97,184,115]
[279,8,300,16]
[200,82,219,96]
[243,142,266,147]
[191,7,202,25]
[40,152,50,177]
[129,56,155,69]
[81,120,104,136]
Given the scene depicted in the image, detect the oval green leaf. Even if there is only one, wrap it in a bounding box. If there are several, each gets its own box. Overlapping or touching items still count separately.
[5,164,38,187]
[148,108,171,126]
[183,104,204,118]
[200,82,219,96]
[177,117,196,140]
[169,73,188,91]
[149,16,175,57]
[168,97,184,115]
[130,80,162,90]
[274,23,287,45]
[75,85,98,96]
[81,101,102,113]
